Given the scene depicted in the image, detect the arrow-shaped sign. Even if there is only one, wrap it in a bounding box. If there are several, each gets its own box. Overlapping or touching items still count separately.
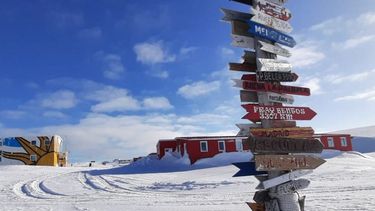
[266,0,288,6]
[245,136,324,154]
[232,162,267,177]
[234,80,311,96]
[257,170,313,190]
[231,34,255,49]
[250,127,314,138]
[241,74,257,81]
[258,58,292,72]
[251,8,293,33]
[229,63,257,72]
[242,104,317,121]
[259,40,291,57]
[274,179,310,195]
[266,92,294,104]
[236,123,261,136]
[255,0,292,21]
[255,154,326,171]
[272,120,297,128]
[257,71,298,82]
[248,20,296,47]
[221,8,253,22]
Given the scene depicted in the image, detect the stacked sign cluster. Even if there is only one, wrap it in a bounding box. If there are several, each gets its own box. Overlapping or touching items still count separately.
[221,0,326,210]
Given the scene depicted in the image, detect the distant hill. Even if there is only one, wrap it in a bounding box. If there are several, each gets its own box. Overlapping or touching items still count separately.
[332,125,375,137]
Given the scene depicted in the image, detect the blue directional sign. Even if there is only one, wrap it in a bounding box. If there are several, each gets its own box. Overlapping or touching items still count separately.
[248,20,296,47]
[232,162,267,177]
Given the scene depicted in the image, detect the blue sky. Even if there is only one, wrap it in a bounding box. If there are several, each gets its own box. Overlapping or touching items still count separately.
[1,0,375,162]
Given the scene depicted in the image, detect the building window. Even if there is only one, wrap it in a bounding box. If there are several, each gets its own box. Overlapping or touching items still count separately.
[340,137,348,147]
[200,141,208,152]
[218,141,225,152]
[30,154,37,162]
[31,140,37,146]
[0,140,2,146]
[327,137,334,148]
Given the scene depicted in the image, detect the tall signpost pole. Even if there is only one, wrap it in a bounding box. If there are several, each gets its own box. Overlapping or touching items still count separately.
[222,0,325,210]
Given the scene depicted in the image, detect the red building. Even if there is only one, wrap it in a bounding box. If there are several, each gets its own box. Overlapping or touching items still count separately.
[157,134,352,164]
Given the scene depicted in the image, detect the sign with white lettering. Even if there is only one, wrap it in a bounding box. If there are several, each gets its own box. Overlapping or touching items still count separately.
[254,0,292,21]
[242,104,317,121]
[231,34,255,49]
[257,71,298,82]
[255,154,326,171]
[257,170,313,190]
[259,40,291,57]
[233,80,311,96]
[258,58,292,72]
[251,8,292,33]
[275,179,310,195]
[266,92,294,104]
[250,127,314,138]
[248,20,296,47]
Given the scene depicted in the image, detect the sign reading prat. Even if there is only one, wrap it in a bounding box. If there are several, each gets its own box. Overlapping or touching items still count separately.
[266,92,294,104]
[248,20,296,47]
[246,136,324,154]
[259,40,291,58]
[242,104,317,121]
[251,8,293,33]
[237,80,311,96]
[255,154,326,171]
[250,127,314,138]
[254,0,292,21]
[257,71,298,82]
[231,34,255,49]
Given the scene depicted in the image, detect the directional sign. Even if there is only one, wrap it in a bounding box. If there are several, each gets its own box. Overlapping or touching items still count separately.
[234,80,311,96]
[221,8,253,22]
[232,20,252,37]
[248,20,296,47]
[257,71,298,82]
[236,123,261,136]
[229,63,257,72]
[266,92,294,104]
[258,58,292,72]
[259,40,291,58]
[243,50,257,63]
[246,136,324,154]
[266,0,288,6]
[246,202,265,211]
[275,179,310,195]
[232,162,267,177]
[232,34,255,49]
[242,74,257,81]
[250,127,314,138]
[255,0,292,21]
[272,120,297,128]
[240,90,259,103]
[256,170,313,190]
[251,8,293,33]
[242,104,317,121]
[255,155,326,171]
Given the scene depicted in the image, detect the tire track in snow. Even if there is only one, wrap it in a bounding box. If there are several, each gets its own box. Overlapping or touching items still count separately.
[13,177,67,199]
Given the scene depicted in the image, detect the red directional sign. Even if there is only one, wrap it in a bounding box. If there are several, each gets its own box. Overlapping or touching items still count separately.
[242,104,317,121]
[256,71,298,82]
[239,80,310,96]
[241,74,257,81]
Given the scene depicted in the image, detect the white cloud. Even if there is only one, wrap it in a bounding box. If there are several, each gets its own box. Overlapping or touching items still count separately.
[326,69,375,84]
[288,43,325,68]
[85,85,130,102]
[98,53,125,80]
[142,97,173,110]
[356,12,375,26]
[43,111,68,119]
[41,90,78,109]
[50,11,84,28]
[78,27,102,39]
[220,47,235,57]
[180,47,198,55]
[150,70,169,79]
[134,41,176,65]
[334,87,375,102]
[333,35,375,50]
[177,81,221,99]
[0,110,26,119]
[310,16,344,35]
[91,96,141,113]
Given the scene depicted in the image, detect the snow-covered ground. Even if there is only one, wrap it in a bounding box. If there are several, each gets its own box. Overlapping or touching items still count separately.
[1,151,375,211]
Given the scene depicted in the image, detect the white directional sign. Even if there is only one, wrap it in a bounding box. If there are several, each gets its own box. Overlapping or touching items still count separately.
[236,123,261,136]
[251,8,293,33]
[259,40,291,58]
[267,0,288,5]
[275,179,310,195]
[266,92,294,104]
[256,170,313,190]
[258,58,292,72]
[231,34,255,49]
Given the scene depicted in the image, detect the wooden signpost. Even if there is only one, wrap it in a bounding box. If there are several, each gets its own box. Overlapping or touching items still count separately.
[250,127,314,138]
[258,58,292,72]
[257,71,298,82]
[232,34,255,49]
[256,170,313,190]
[254,0,292,21]
[242,104,317,121]
[230,63,257,72]
[255,154,326,171]
[248,20,296,47]
[258,40,291,58]
[246,136,324,154]
[251,8,293,33]
[234,80,311,96]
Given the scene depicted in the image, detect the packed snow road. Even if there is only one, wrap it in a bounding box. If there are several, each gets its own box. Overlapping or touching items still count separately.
[1,152,375,211]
